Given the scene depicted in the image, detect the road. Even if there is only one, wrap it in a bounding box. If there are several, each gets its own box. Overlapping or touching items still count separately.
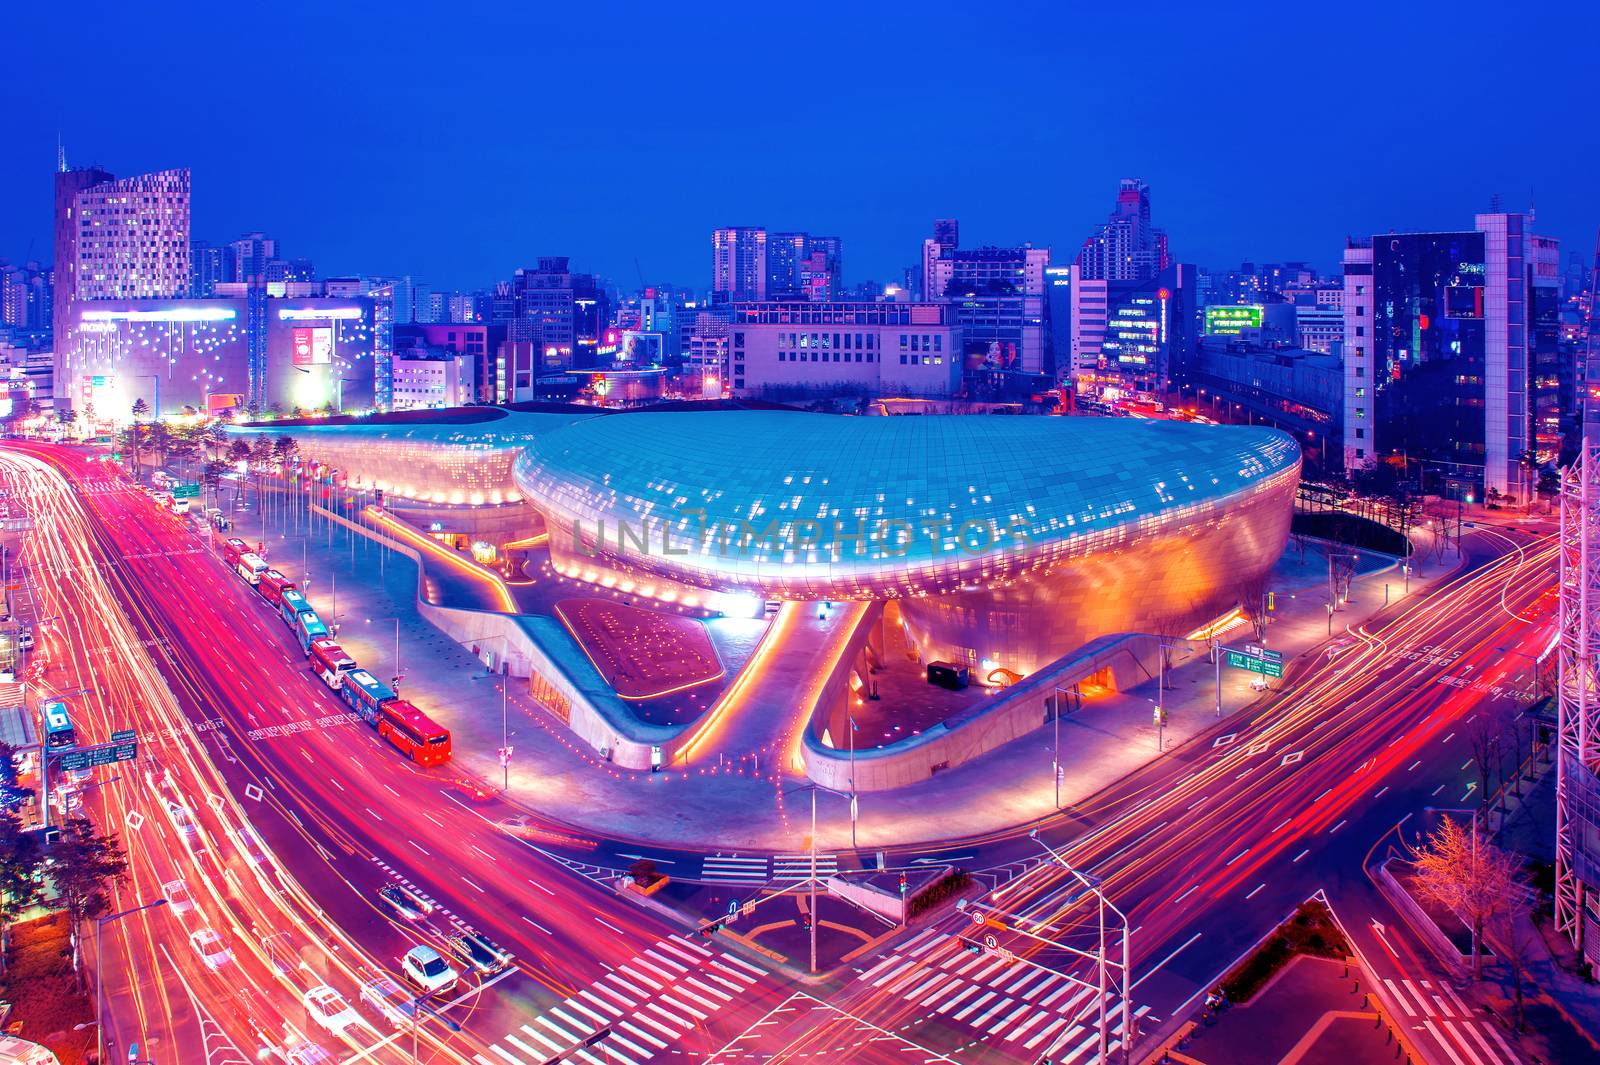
[4,439,1563,1065]
[1,442,794,1064]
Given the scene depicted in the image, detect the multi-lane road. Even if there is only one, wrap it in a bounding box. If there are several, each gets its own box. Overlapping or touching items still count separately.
[3,438,1560,1065]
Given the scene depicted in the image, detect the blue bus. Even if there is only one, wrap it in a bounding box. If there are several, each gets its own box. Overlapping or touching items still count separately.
[294,610,328,655]
[339,669,397,725]
[42,700,76,750]
[278,589,313,629]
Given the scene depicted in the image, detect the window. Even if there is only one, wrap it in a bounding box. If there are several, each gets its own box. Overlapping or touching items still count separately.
[1355,326,1364,337]
[900,354,908,364]
[934,335,942,352]
[1355,429,1365,439]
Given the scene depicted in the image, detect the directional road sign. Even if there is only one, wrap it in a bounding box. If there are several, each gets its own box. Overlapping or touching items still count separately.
[1224,644,1284,679]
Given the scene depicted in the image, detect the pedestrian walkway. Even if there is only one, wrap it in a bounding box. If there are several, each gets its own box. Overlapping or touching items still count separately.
[473,933,769,1065]
[854,928,1149,1061]
[217,483,1468,851]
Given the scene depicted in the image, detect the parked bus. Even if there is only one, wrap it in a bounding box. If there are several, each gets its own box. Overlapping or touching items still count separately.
[339,669,397,724]
[235,553,269,586]
[308,638,355,691]
[377,700,451,766]
[278,589,313,629]
[42,699,76,750]
[293,611,328,655]
[257,569,296,608]
[220,537,249,568]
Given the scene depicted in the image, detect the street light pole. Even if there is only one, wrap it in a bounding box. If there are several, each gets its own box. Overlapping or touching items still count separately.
[96,898,168,1064]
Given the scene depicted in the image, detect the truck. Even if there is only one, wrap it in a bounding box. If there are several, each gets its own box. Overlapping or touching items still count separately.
[257,569,296,608]
[308,638,355,691]
[235,553,269,586]
[338,669,397,725]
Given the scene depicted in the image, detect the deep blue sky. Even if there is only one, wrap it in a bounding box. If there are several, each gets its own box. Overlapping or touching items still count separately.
[4,1,1595,291]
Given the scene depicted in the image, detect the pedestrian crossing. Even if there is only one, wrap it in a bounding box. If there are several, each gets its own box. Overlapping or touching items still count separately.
[855,929,1149,1063]
[697,852,839,885]
[474,934,769,1065]
[1380,976,1518,1065]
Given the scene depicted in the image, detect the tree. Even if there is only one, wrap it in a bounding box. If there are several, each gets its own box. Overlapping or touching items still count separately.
[130,397,151,423]
[227,439,252,465]
[0,809,42,975]
[1407,815,1524,979]
[1236,573,1273,642]
[56,407,77,428]
[1467,707,1505,824]
[47,816,129,987]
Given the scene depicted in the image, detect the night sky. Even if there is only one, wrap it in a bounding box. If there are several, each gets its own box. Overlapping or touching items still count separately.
[4,1,1596,291]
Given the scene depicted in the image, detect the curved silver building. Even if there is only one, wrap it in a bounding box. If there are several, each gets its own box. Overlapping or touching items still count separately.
[513,411,1301,672]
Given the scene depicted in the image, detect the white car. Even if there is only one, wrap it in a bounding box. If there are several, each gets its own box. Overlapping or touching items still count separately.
[281,1042,334,1065]
[301,985,363,1036]
[163,878,195,916]
[401,944,457,994]
[188,927,233,969]
[164,799,199,838]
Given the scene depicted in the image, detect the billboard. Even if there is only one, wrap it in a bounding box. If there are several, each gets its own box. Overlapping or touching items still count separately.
[292,327,333,366]
[1204,305,1264,336]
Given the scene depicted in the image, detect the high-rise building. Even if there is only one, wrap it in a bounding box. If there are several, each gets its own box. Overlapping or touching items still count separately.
[506,257,611,371]
[767,233,842,300]
[190,241,227,297]
[921,222,1049,375]
[1076,179,1170,282]
[712,227,767,302]
[229,232,278,283]
[0,262,52,331]
[1070,264,1197,395]
[54,166,191,416]
[1341,212,1553,497]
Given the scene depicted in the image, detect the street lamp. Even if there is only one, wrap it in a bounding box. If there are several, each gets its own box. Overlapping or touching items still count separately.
[469,633,514,790]
[366,616,402,690]
[783,781,851,973]
[96,898,169,1063]
[1029,830,1133,1064]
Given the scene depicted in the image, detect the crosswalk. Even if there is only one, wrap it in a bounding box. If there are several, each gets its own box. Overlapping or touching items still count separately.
[697,852,839,884]
[475,934,768,1065]
[1381,976,1519,1065]
[855,929,1148,1063]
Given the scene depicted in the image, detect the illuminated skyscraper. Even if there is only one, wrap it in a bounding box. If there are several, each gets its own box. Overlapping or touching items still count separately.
[72,169,191,301]
[1076,179,1170,282]
[711,227,767,302]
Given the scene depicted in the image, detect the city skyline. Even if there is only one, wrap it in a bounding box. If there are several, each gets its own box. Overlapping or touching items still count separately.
[5,2,1598,290]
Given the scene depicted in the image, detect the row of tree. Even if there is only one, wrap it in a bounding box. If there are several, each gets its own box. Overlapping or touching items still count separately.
[0,743,128,985]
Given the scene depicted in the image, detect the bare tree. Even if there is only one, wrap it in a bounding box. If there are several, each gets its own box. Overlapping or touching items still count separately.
[1492,893,1536,1030]
[1235,574,1272,642]
[1290,530,1312,566]
[1408,816,1525,979]
[1150,612,1190,685]
[1467,708,1503,820]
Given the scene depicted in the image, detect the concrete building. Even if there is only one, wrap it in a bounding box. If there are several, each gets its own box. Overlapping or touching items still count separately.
[1342,213,1553,497]
[395,322,502,403]
[1071,264,1198,396]
[726,301,960,399]
[712,227,767,303]
[1076,179,1170,282]
[504,258,610,370]
[921,224,1049,376]
[1192,336,1343,470]
[391,347,477,410]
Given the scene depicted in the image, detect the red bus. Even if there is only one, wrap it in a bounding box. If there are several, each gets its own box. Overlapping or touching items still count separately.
[308,638,356,691]
[221,537,249,567]
[258,569,296,608]
[376,700,451,766]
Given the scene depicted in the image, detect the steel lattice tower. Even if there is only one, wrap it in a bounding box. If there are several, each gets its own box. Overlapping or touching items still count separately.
[1556,227,1600,957]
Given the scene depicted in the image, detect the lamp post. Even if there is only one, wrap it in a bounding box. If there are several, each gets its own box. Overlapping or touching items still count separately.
[785,781,851,973]
[367,617,402,690]
[1029,830,1132,1064]
[470,633,514,790]
[96,898,169,1063]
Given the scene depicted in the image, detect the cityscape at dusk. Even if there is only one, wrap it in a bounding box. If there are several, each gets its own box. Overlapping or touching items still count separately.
[1,4,1599,1065]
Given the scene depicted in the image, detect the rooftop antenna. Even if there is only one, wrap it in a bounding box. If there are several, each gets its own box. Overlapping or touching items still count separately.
[1489,192,1503,213]
[56,134,66,173]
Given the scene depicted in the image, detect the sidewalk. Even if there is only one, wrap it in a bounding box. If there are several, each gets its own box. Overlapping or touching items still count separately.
[223,491,1462,851]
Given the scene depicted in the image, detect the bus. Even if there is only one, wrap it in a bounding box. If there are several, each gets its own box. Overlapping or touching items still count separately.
[258,569,296,608]
[377,700,451,766]
[293,611,328,655]
[278,589,313,629]
[339,669,397,724]
[235,553,269,585]
[42,699,76,750]
[221,537,249,567]
[308,638,355,691]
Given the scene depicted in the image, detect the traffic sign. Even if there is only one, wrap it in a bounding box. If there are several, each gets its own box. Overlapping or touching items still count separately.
[172,483,201,499]
[57,735,138,771]
[1224,645,1284,679]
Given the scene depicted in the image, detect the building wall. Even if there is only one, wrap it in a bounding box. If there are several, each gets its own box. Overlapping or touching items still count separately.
[725,302,960,398]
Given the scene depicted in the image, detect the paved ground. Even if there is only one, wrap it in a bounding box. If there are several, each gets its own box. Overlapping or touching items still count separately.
[1182,955,1395,1065]
[224,485,1465,851]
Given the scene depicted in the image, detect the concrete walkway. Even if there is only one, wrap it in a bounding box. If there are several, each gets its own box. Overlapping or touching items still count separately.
[222,485,1463,851]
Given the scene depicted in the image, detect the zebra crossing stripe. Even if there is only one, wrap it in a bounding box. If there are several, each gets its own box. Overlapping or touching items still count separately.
[939,986,982,1014]
[1009,1011,1053,1043]
[564,997,611,1026]
[488,1044,525,1063]
[535,1015,580,1043]
[643,948,689,975]
[578,989,621,1016]
[515,1026,562,1054]
[619,1020,668,1050]
[503,1033,547,1059]
[685,976,733,1003]
[606,972,652,999]
[718,953,766,977]
[1024,1018,1069,1051]
[658,993,710,1022]
[872,958,918,988]
[592,981,635,1009]
[955,991,997,1021]
[858,954,902,983]
[604,1029,653,1060]
[642,1002,690,1032]
[656,939,705,966]
[670,934,714,957]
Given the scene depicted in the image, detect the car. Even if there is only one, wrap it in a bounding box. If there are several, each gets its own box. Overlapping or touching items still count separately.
[378,884,433,922]
[358,976,418,1029]
[164,799,199,838]
[301,985,363,1036]
[446,930,511,975]
[16,629,34,651]
[400,944,457,994]
[163,878,195,916]
[188,927,233,969]
[281,1041,335,1065]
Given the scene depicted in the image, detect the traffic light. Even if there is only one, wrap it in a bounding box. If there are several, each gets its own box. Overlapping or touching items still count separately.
[1267,591,1276,611]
